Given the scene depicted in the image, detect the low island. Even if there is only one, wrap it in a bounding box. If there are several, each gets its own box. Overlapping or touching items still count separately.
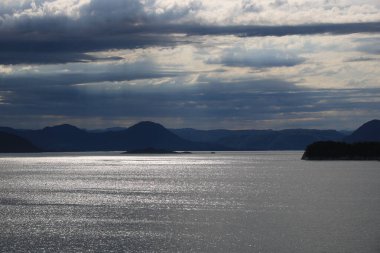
[122,147,192,154]
[302,141,380,160]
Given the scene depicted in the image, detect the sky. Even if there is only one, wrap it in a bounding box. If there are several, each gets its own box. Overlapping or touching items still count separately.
[0,0,379,130]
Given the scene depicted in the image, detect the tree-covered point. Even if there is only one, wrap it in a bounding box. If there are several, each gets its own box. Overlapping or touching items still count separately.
[302,141,380,160]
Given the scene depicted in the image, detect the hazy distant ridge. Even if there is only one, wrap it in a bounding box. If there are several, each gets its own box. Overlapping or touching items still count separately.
[173,128,346,150]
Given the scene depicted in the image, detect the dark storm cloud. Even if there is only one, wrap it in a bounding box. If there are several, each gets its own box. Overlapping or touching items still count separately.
[0,52,123,65]
[1,0,379,66]
[0,0,182,64]
[152,22,380,37]
[1,71,379,127]
[0,33,180,64]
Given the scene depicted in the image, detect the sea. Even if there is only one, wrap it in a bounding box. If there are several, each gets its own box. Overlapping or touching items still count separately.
[0,151,379,253]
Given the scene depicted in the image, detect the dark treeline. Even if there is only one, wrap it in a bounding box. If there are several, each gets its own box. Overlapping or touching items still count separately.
[302,141,380,160]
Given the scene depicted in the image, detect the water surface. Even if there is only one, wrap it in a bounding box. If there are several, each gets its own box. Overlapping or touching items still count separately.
[0,152,379,252]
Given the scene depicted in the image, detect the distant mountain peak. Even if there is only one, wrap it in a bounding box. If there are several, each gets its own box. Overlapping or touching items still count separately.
[131,121,163,126]
[42,124,83,133]
[359,119,380,127]
[345,119,380,143]
[128,121,166,130]
[353,119,379,133]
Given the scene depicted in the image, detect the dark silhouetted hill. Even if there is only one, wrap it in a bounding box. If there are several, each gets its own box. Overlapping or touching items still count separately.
[122,121,186,149]
[344,119,380,143]
[0,122,224,152]
[13,124,96,151]
[0,132,40,153]
[112,121,223,151]
[1,124,115,151]
[87,127,127,133]
[302,141,380,160]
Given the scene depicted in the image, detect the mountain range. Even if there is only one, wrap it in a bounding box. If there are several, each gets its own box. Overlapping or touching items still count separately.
[0,119,379,153]
[172,128,347,150]
[0,121,222,152]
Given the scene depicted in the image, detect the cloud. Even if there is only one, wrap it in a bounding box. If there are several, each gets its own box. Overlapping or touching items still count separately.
[355,37,380,54]
[0,1,379,65]
[0,32,181,65]
[0,1,379,130]
[345,57,379,62]
[1,68,379,129]
[0,65,12,74]
[208,47,305,68]
[0,59,180,89]
[2,0,379,29]
[0,51,123,65]
[1,22,378,65]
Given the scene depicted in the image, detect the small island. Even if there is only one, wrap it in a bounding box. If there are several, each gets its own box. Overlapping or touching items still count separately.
[302,141,380,160]
[122,147,192,154]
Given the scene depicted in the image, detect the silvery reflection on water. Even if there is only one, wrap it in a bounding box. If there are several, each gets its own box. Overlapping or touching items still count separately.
[0,151,379,252]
